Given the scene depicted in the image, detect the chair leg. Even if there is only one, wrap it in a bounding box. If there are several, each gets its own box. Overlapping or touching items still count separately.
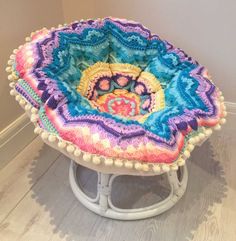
[97,172,111,212]
[69,160,188,220]
[167,165,188,200]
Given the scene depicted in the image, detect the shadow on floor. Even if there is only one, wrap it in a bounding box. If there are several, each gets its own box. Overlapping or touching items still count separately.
[28,139,227,241]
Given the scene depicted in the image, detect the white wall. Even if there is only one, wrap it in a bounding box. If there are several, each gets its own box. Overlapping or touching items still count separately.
[63,0,236,102]
[0,0,64,131]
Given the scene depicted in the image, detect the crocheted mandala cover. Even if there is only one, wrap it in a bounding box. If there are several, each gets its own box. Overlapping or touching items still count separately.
[7,17,226,169]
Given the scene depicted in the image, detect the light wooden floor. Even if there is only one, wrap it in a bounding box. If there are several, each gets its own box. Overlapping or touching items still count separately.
[0,114,235,241]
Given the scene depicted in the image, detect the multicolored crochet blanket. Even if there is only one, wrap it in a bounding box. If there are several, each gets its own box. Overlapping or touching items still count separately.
[7,17,226,173]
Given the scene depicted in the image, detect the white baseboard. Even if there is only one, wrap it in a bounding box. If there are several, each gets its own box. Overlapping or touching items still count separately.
[0,113,36,169]
[225,101,236,114]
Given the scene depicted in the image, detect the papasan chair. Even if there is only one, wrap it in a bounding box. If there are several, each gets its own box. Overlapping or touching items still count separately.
[7,17,226,220]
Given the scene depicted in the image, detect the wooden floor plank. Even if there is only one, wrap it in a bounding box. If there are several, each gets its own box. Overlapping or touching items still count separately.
[0,138,61,223]
[0,155,75,241]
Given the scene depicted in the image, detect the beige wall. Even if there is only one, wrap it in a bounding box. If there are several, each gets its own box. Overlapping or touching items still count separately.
[0,0,64,131]
[63,0,236,103]
[62,0,96,22]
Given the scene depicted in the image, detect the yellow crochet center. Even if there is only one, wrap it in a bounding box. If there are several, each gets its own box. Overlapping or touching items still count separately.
[76,62,165,123]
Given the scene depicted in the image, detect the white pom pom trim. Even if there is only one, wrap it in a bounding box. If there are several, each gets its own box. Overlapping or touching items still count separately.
[83,153,92,162]
[220,118,226,125]
[124,161,133,169]
[30,114,38,123]
[25,104,31,111]
[58,141,66,149]
[104,158,113,166]
[6,66,12,72]
[214,124,221,131]
[114,159,123,167]
[183,150,190,158]
[134,162,142,171]
[10,89,16,96]
[74,149,81,157]
[92,156,101,165]
[170,163,178,171]
[34,127,42,134]
[66,145,75,153]
[41,131,49,140]
[142,163,149,172]
[162,164,170,172]
[48,134,56,142]
[31,107,38,114]
[177,158,185,166]
[152,165,161,173]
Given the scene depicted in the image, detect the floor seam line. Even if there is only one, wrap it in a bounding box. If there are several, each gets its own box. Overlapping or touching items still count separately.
[0,153,62,225]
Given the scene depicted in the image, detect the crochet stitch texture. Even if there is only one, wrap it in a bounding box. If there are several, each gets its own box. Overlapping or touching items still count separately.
[9,17,226,167]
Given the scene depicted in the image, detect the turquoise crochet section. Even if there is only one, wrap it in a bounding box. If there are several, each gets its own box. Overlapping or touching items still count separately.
[39,20,208,140]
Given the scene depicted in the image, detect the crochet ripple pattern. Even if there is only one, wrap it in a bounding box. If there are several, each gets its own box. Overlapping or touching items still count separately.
[7,17,227,173]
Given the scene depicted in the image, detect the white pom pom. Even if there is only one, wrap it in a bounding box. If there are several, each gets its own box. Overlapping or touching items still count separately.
[194,136,200,143]
[74,149,81,157]
[30,31,35,37]
[25,36,31,42]
[7,74,14,81]
[189,137,196,144]
[41,131,49,140]
[8,60,13,65]
[10,89,16,96]
[31,107,38,114]
[177,158,186,166]
[34,127,41,134]
[15,95,21,101]
[9,82,15,88]
[58,141,66,149]
[92,156,101,165]
[223,111,227,117]
[199,133,206,140]
[19,99,26,106]
[30,114,38,123]
[183,150,190,158]
[171,163,178,171]
[162,164,170,172]
[205,128,213,136]
[153,164,161,173]
[25,104,31,111]
[187,144,194,152]
[214,124,221,131]
[83,153,92,162]
[220,96,224,101]
[142,163,149,172]
[220,118,226,125]
[48,134,56,142]
[66,145,75,153]
[104,158,113,166]
[6,66,12,72]
[13,49,18,54]
[114,159,123,167]
[134,162,142,171]
[124,161,133,169]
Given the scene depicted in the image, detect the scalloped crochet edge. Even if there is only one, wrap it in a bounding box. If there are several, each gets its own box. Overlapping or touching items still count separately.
[6,20,227,175]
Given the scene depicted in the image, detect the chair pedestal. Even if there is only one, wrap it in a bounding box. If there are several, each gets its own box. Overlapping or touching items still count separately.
[69,160,188,220]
